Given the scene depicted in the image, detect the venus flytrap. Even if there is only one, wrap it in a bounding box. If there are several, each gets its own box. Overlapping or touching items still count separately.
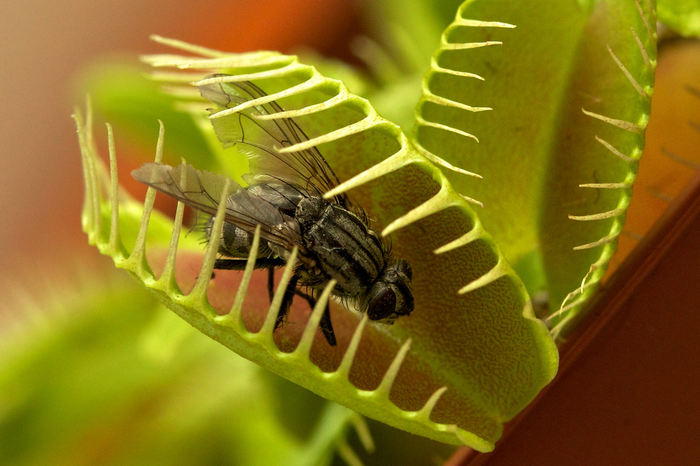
[76,0,668,454]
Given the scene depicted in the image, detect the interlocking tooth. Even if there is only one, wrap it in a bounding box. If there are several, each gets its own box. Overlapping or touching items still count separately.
[335,438,363,466]
[150,34,230,58]
[572,232,620,251]
[458,259,508,295]
[192,63,299,86]
[433,222,484,255]
[662,147,700,170]
[73,111,97,239]
[631,27,652,68]
[154,200,185,295]
[595,136,639,163]
[382,184,451,237]
[259,247,299,340]
[295,279,337,358]
[430,58,484,80]
[579,182,632,189]
[208,74,324,119]
[187,179,232,315]
[633,0,655,41]
[607,45,649,98]
[453,18,516,29]
[374,338,412,400]
[568,207,627,221]
[106,123,122,257]
[582,109,646,134]
[323,145,417,201]
[154,155,187,295]
[349,413,374,453]
[253,90,347,120]
[120,124,165,277]
[416,386,448,422]
[440,41,503,50]
[227,225,262,327]
[415,115,479,143]
[335,315,368,379]
[423,91,492,113]
[278,114,381,154]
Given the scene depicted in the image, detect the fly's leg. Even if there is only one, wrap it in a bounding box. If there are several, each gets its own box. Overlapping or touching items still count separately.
[295,288,337,347]
[267,266,275,303]
[276,274,299,330]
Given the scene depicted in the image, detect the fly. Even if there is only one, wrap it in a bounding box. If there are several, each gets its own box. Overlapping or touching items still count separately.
[132,78,414,346]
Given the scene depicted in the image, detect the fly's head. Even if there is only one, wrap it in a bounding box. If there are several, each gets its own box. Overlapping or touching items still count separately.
[366,260,413,324]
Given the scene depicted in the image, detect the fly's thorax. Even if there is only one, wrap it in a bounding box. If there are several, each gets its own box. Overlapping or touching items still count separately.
[296,198,388,298]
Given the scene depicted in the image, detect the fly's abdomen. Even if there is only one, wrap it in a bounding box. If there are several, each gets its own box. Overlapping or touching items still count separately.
[297,198,387,297]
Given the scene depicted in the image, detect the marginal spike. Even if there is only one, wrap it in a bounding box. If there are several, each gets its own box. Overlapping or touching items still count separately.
[550,312,576,340]
[187,179,232,313]
[228,225,262,326]
[430,58,484,80]
[416,115,479,142]
[413,140,483,177]
[573,232,619,250]
[568,207,626,221]
[382,185,452,237]
[150,35,230,58]
[177,54,294,70]
[458,260,508,295]
[646,187,673,203]
[335,314,368,378]
[150,71,205,83]
[323,146,416,200]
[582,109,646,133]
[424,91,492,113]
[259,247,299,340]
[192,63,299,86]
[106,123,121,256]
[278,114,381,153]
[433,222,483,254]
[349,413,375,453]
[294,279,337,358]
[607,45,649,98]
[631,27,652,69]
[374,338,412,399]
[634,0,655,41]
[416,386,448,422]
[661,147,700,170]
[119,126,165,276]
[209,74,324,118]
[595,136,639,163]
[548,294,588,322]
[335,438,364,466]
[578,182,632,189]
[254,90,347,120]
[154,201,185,295]
[441,41,503,51]
[453,19,516,29]
[622,229,643,241]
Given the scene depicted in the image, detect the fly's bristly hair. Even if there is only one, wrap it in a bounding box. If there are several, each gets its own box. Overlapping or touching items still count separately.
[132,78,414,346]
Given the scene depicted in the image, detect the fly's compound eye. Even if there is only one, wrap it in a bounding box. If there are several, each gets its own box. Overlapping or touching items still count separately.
[396,260,412,280]
[367,287,397,321]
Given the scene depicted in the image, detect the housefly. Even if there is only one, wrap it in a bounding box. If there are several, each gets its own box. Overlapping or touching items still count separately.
[132,78,413,346]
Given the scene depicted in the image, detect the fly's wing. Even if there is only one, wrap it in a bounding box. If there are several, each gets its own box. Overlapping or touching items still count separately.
[197,77,365,219]
[132,163,304,254]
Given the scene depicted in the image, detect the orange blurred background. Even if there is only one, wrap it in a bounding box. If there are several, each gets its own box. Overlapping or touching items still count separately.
[0,0,361,306]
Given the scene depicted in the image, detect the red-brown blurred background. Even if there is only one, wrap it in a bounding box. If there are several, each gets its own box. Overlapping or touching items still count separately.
[0,0,361,307]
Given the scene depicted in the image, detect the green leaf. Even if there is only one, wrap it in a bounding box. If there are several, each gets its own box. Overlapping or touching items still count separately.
[658,0,700,37]
[413,0,656,335]
[76,34,557,450]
